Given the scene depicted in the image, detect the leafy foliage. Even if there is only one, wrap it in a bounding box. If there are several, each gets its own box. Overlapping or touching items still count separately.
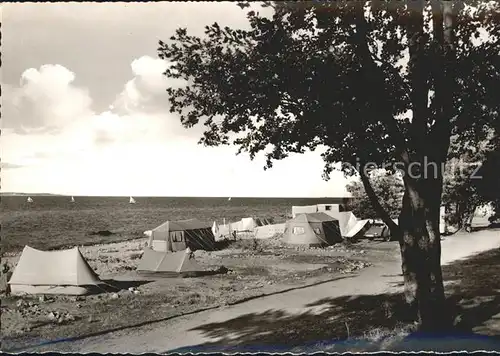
[159,0,500,330]
[160,1,499,180]
[443,133,499,227]
[347,171,404,219]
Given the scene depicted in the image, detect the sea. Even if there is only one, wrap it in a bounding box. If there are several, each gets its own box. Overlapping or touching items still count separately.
[1,195,337,254]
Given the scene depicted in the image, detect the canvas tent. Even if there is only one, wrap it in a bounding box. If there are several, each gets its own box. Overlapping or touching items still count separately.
[254,223,287,239]
[137,248,202,275]
[322,211,363,237]
[218,217,274,237]
[148,219,216,252]
[344,219,371,238]
[211,221,220,239]
[284,213,342,247]
[8,246,102,296]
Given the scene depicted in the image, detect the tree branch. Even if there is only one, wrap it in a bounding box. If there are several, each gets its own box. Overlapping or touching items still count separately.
[352,2,413,168]
[358,160,401,234]
[405,0,429,155]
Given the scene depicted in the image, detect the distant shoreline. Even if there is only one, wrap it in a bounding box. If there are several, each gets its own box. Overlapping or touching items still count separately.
[0,193,353,199]
[0,193,62,196]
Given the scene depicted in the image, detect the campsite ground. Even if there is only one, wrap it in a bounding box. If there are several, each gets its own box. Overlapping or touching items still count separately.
[6,227,500,353]
[2,220,498,352]
[2,229,500,353]
[0,235,393,351]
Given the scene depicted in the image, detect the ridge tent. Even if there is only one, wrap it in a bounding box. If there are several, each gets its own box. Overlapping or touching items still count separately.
[148,218,216,252]
[8,246,102,296]
[137,248,202,275]
[284,213,342,247]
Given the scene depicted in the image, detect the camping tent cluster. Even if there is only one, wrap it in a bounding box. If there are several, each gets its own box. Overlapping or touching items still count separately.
[6,204,377,296]
[8,218,217,296]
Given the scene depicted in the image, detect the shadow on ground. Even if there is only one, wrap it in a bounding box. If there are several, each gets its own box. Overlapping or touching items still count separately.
[170,248,500,353]
[98,279,152,292]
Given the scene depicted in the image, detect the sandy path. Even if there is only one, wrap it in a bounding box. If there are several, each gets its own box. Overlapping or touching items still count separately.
[20,229,500,353]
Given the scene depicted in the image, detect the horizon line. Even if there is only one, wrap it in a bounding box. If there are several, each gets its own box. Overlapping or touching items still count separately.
[1,192,354,199]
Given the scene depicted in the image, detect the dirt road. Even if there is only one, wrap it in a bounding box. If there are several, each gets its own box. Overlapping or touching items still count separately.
[19,229,500,353]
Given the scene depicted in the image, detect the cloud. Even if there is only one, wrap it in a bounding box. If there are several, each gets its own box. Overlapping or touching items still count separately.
[1,57,350,196]
[112,56,185,115]
[3,64,93,134]
[109,55,203,140]
[1,162,25,169]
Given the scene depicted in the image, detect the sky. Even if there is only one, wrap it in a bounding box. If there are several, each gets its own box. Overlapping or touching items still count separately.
[0,2,351,197]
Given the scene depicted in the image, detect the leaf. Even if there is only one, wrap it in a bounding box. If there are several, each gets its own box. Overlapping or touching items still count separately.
[236,2,250,9]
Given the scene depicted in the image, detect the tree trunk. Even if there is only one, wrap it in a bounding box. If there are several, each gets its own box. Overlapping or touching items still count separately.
[397,181,450,332]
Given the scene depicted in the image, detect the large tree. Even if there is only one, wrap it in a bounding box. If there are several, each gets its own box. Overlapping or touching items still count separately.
[159,1,500,332]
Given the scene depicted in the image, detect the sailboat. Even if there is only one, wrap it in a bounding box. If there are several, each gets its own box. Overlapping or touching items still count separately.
[228,197,232,201]
[70,196,75,203]
[27,196,33,203]
[129,196,136,204]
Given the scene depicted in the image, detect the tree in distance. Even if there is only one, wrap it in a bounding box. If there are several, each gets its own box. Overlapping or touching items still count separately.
[347,169,403,220]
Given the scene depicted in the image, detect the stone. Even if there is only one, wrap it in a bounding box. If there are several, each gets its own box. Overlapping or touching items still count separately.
[16,299,25,308]
[47,312,56,320]
[110,292,119,300]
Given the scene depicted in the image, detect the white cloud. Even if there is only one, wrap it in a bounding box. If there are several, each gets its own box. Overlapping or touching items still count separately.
[112,56,186,115]
[5,64,93,133]
[2,57,350,197]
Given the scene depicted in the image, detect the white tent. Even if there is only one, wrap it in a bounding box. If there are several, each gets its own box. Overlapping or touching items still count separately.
[8,246,102,295]
[211,221,221,239]
[324,211,359,236]
[344,219,371,238]
[137,248,202,274]
[254,223,287,239]
[218,217,273,237]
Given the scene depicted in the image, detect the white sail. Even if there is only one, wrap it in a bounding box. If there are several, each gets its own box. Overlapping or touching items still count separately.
[129,196,136,204]
[27,197,33,203]
[70,196,75,203]
[228,197,232,201]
